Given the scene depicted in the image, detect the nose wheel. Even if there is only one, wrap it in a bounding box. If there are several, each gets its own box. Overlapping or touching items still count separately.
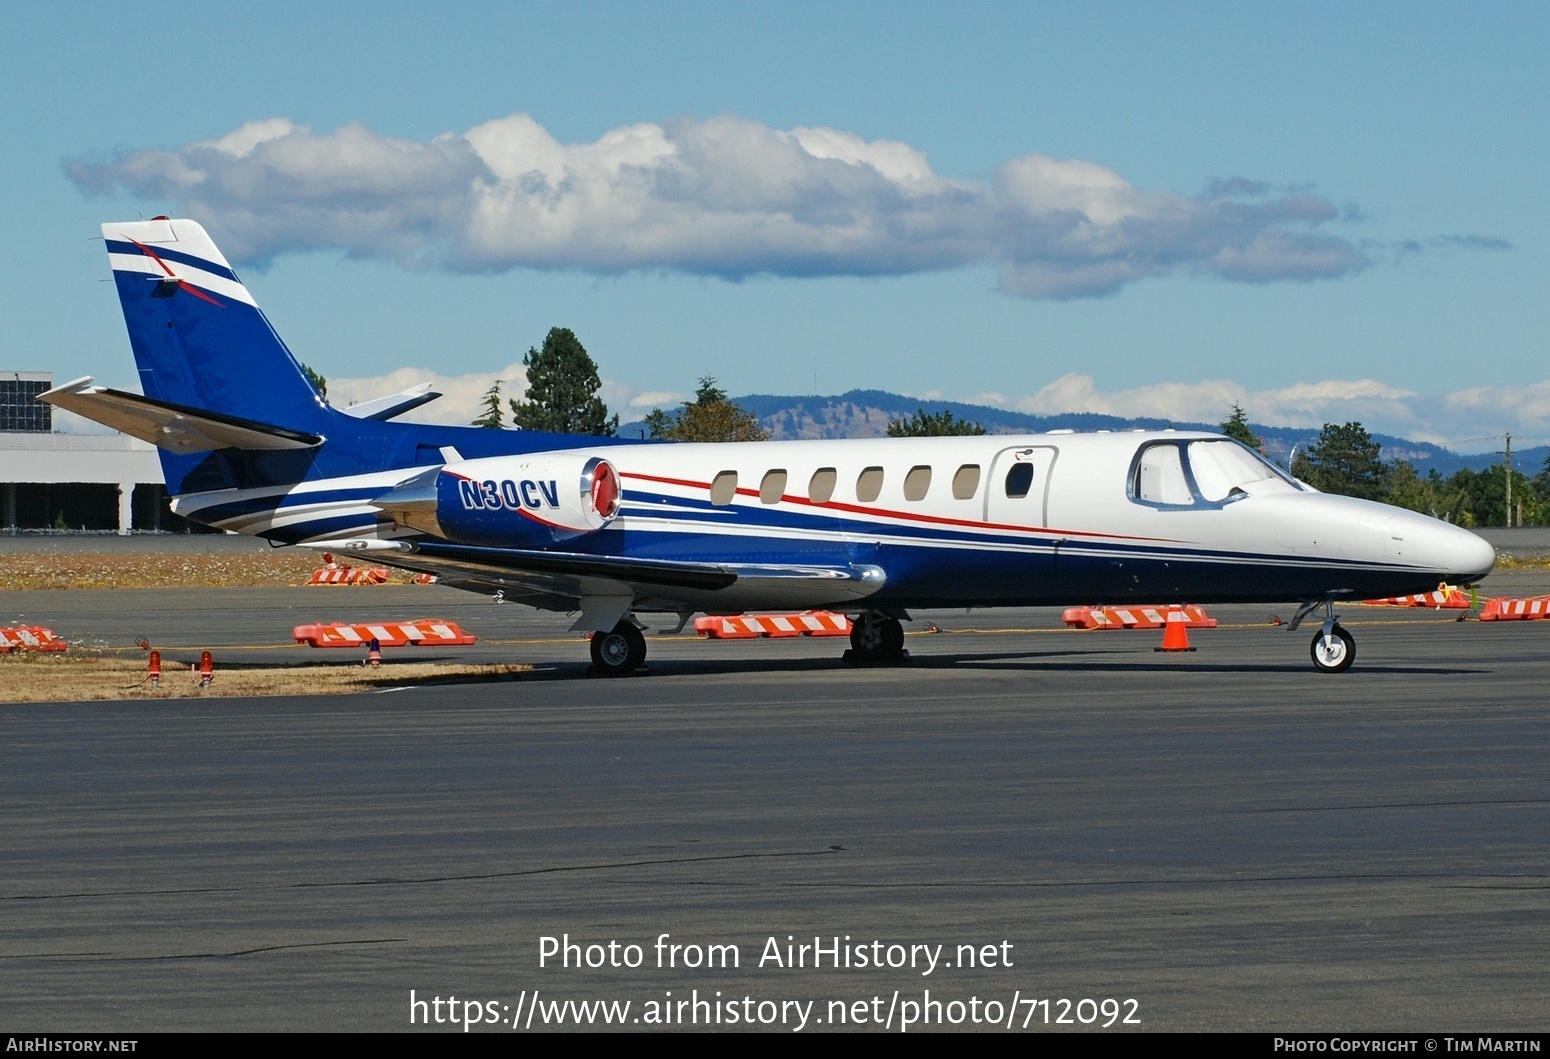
[1309,624,1355,673]
[1291,599,1357,673]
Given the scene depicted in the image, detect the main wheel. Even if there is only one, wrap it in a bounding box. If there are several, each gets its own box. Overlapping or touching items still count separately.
[590,621,646,675]
[1309,624,1355,673]
[848,613,906,663]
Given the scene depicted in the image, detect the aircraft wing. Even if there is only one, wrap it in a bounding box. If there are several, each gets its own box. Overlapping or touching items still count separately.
[40,377,322,454]
[305,537,887,618]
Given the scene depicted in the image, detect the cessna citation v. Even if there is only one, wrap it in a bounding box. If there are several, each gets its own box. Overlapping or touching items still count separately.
[46,218,1495,674]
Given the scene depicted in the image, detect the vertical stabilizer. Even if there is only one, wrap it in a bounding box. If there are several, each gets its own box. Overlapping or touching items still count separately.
[103,219,328,433]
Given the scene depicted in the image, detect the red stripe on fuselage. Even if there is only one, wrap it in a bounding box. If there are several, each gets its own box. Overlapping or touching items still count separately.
[620,470,1179,543]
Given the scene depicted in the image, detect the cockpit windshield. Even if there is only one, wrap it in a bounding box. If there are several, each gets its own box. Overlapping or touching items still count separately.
[1132,439,1301,507]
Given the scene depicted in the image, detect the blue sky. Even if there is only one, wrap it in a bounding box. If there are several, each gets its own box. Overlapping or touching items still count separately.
[4,2,1546,451]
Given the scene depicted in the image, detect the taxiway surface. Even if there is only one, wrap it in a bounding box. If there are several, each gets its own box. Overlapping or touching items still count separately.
[3,575,1548,1032]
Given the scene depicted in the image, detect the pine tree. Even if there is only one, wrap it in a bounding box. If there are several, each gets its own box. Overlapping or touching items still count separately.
[508,328,618,436]
[1303,422,1386,500]
[1220,403,1261,449]
[472,381,505,428]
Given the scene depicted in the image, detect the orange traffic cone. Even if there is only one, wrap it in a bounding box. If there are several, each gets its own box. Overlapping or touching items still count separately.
[1155,606,1196,652]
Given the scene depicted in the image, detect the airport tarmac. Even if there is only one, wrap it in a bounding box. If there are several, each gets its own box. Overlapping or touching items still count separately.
[3,557,1549,1032]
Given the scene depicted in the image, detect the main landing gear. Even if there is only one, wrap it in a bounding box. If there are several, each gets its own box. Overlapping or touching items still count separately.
[1290,599,1356,674]
[589,620,646,676]
[845,611,907,665]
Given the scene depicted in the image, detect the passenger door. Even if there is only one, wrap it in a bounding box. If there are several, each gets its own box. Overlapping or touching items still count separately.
[984,445,1058,527]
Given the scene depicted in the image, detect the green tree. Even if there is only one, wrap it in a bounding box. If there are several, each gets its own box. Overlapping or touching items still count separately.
[300,362,327,399]
[887,407,986,437]
[472,380,505,429]
[647,377,769,442]
[1532,454,1550,507]
[1446,464,1542,527]
[1220,402,1262,449]
[1301,422,1387,500]
[508,328,618,436]
[1384,459,1438,516]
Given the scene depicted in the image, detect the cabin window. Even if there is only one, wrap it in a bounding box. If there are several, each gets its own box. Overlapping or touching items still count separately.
[856,466,885,503]
[710,470,738,506]
[1004,462,1035,499]
[760,469,787,504]
[952,464,981,500]
[903,465,932,501]
[808,467,837,503]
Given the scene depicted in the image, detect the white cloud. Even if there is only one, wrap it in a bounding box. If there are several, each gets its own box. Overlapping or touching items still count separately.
[627,390,690,409]
[326,360,666,429]
[983,373,1549,452]
[70,112,1378,299]
[327,360,527,427]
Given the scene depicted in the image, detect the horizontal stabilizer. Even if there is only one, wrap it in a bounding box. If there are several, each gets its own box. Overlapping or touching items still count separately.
[340,383,442,422]
[39,376,323,454]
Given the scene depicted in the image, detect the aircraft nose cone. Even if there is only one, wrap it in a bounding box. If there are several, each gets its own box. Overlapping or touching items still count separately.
[1386,513,1495,582]
[1450,528,1497,583]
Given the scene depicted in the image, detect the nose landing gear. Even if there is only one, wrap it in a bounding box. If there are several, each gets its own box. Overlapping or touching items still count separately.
[1290,599,1356,673]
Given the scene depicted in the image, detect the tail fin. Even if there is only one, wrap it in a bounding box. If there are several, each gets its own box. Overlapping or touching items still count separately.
[103,218,328,433]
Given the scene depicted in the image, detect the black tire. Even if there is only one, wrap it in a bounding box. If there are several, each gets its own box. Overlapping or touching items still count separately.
[848,613,905,662]
[1309,624,1355,673]
[590,622,646,675]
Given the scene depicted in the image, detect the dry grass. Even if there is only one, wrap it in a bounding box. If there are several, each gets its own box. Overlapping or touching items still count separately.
[1490,554,1550,571]
[0,551,396,590]
[0,652,531,703]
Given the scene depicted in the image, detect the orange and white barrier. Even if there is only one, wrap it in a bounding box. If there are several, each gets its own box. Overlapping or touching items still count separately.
[1477,597,1550,622]
[1061,605,1217,631]
[307,567,391,586]
[292,620,477,648]
[695,612,851,640]
[1360,586,1471,609]
[0,625,68,653]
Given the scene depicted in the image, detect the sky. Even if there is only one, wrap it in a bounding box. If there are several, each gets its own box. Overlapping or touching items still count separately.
[4,2,1546,453]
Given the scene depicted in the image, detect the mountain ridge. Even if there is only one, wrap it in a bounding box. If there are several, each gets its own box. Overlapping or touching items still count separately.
[621,388,1540,478]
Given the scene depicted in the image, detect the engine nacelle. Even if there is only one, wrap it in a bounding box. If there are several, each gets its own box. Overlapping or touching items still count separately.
[428,454,621,548]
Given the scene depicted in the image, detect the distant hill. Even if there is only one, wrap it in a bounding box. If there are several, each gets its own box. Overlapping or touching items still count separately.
[620,388,1543,478]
